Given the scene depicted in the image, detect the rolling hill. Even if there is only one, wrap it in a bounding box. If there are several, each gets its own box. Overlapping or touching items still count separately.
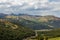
[0,19,35,40]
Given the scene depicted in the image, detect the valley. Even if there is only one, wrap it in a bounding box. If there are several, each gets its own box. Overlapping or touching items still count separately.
[0,13,60,40]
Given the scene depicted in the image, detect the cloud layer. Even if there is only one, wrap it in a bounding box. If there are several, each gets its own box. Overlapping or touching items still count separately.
[0,0,60,17]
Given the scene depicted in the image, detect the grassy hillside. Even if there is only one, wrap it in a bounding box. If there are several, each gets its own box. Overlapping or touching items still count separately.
[5,15,60,29]
[38,16,60,22]
[19,15,60,29]
[48,37,60,40]
[5,15,54,30]
[0,19,35,40]
[38,28,60,38]
[5,18,53,30]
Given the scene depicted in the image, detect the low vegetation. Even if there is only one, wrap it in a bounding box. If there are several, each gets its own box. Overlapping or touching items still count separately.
[0,20,35,40]
[37,29,60,40]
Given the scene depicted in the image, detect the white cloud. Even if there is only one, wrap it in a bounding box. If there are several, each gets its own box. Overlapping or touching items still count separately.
[0,0,60,17]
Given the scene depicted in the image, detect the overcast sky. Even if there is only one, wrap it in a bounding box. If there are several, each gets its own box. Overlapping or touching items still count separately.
[0,0,60,17]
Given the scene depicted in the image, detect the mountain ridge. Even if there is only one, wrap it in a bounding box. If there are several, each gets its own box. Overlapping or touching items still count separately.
[0,13,60,30]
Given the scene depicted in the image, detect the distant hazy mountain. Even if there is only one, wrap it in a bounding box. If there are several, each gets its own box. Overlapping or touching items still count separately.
[0,13,7,18]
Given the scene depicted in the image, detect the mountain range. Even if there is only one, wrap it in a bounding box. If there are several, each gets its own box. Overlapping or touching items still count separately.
[0,13,60,30]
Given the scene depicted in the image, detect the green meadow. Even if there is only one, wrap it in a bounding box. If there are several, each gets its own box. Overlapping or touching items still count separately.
[48,37,60,40]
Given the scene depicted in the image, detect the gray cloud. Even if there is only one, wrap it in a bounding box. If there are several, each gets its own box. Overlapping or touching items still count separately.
[0,0,60,17]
